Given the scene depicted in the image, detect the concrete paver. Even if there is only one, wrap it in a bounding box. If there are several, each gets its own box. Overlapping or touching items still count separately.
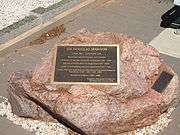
[150,28,180,58]
[0,0,180,135]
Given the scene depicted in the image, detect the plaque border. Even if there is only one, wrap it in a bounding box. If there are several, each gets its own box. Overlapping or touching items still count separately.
[51,44,120,85]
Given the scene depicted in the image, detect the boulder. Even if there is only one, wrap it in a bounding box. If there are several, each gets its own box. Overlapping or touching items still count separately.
[8,29,179,135]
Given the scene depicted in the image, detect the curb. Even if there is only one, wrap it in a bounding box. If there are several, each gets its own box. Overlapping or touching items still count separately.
[0,0,108,57]
[0,0,82,44]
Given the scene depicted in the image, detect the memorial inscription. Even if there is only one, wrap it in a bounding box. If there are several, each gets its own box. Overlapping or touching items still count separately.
[52,44,120,85]
[152,71,174,93]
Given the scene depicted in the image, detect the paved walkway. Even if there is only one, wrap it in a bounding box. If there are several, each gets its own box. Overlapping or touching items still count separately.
[150,28,180,58]
[0,0,180,135]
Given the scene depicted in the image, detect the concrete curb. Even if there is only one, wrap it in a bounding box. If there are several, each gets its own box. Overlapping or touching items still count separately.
[0,0,108,56]
[0,0,82,44]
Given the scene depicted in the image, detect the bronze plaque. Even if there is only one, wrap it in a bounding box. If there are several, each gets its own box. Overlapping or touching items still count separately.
[152,71,173,93]
[52,44,120,85]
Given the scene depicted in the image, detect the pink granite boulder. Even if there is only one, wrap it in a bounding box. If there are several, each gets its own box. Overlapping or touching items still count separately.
[8,29,179,135]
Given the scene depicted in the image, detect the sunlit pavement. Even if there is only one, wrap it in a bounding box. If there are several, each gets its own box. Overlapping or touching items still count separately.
[150,28,180,58]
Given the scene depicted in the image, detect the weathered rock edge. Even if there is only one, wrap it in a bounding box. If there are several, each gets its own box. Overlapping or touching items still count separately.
[8,29,179,135]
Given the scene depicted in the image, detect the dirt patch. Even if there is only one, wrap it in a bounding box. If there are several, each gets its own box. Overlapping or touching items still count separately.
[29,24,65,46]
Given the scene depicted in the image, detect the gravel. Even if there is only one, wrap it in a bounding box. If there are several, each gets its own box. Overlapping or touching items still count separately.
[0,96,68,135]
[0,0,62,30]
[0,95,175,135]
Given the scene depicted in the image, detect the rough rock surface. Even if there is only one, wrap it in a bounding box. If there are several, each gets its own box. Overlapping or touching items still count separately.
[8,29,179,135]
